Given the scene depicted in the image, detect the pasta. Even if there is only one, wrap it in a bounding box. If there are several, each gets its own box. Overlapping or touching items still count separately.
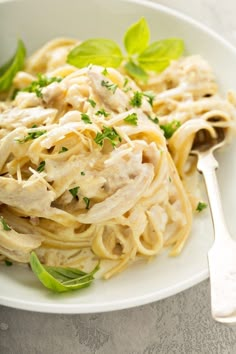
[0,38,235,280]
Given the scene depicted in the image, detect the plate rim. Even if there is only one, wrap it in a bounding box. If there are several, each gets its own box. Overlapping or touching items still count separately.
[0,269,208,313]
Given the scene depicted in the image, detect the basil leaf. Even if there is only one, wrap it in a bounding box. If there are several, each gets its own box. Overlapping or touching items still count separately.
[0,39,26,92]
[67,39,123,68]
[138,38,184,72]
[30,252,99,293]
[124,17,150,55]
[124,61,148,82]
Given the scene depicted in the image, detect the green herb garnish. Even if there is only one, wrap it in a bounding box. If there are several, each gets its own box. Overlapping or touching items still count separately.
[101,80,118,94]
[17,129,47,143]
[143,91,155,106]
[30,252,99,293]
[37,161,45,173]
[81,171,85,176]
[0,217,11,231]
[124,17,150,55]
[160,120,181,139]
[5,260,12,266]
[59,146,68,154]
[87,98,96,108]
[124,61,148,82]
[94,126,121,147]
[20,74,62,98]
[67,39,123,68]
[138,38,184,72]
[95,108,110,117]
[123,77,129,87]
[102,68,108,76]
[81,113,92,124]
[67,18,184,82]
[130,91,143,108]
[0,39,26,92]
[124,113,138,126]
[83,197,91,209]
[69,186,80,200]
[196,202,207,212]
[147,114,159,124]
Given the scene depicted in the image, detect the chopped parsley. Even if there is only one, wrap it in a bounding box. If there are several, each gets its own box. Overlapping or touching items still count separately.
[143,91,155,106]
[101,80,118,94]
[59,146,68,154]
[123,87,132,93]
[5,260,12,266]
[160,120,181,139]
[21,73,62,98]
[83,197,91,209]
[95,108,110,117]
[37,161,45,173]
[124,112,138,126]
[196,202,207,212]
[81,113,92,124]
[0,217,11,231]
[102,68,108,76]
[123,77,132,92]
[130,91,143,107]
[94,126,121,147]
[80,171,85,176]
[147,114,159,124]
[69,186,80,200]
[17,129,47,143]
[123,77,129,87]
[11,88,20,100]
[87,98,96,108]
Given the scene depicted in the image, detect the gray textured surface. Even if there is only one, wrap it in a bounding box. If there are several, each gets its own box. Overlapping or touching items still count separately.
[1,281,236,354]
[1,0,236,353]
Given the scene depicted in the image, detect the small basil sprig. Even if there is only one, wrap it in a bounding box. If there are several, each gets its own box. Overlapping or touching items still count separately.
[0,39,26,92]
[67,39,123,68]
[30,252,99,293]
[67,18,184,82]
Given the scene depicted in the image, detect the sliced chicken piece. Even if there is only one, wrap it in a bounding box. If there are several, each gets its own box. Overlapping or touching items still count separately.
[0,176,78,227]
[78,163,154,224]
[0,106,57,129]
[0,127,27,171]
[88,71,129,112]
[0,176,55,212]
[0,227,41,263]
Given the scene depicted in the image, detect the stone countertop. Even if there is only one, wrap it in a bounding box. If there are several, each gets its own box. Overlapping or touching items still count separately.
[1,1,236,353]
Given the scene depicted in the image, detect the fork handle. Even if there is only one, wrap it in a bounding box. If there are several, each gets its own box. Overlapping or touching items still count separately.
[197,151,230,243]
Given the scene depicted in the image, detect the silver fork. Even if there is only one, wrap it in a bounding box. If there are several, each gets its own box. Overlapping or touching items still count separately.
[192,127,236,324]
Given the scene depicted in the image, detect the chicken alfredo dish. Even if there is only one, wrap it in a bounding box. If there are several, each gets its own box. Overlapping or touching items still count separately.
[0,19,235,292]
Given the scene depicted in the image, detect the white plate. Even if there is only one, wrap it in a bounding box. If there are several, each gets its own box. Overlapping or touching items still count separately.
[1,0,236,314]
